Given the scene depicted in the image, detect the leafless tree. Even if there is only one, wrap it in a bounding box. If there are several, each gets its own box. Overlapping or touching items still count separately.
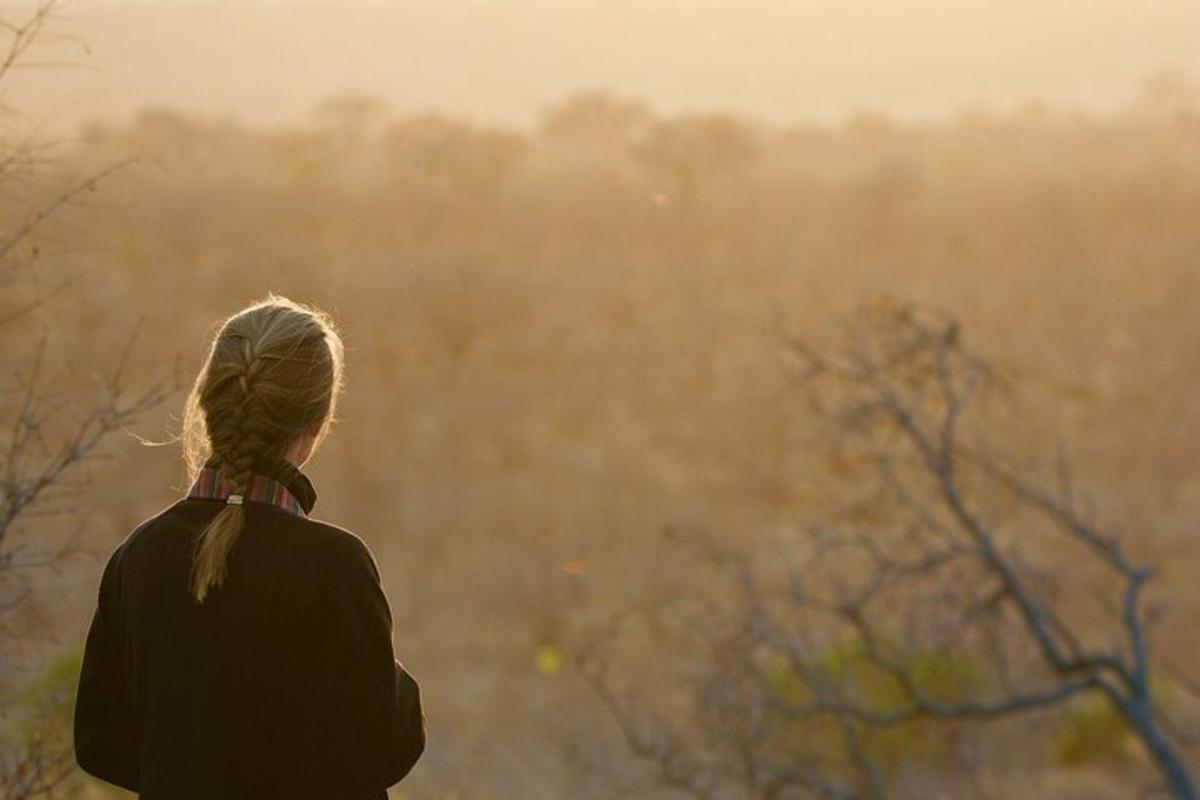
[578,303,1194,799]
[1,3,170,797]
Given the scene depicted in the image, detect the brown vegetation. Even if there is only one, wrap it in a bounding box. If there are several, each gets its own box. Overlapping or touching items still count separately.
[2,3,1198,794]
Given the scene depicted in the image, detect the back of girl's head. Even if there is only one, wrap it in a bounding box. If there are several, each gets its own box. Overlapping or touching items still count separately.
[182,294,345,602]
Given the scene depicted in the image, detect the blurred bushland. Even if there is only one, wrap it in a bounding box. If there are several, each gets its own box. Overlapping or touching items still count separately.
[10,81,1200,797]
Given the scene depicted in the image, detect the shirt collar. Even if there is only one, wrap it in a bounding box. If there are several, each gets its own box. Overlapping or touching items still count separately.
[188,456,317,517]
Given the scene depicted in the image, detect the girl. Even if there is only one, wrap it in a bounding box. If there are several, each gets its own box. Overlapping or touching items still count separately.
[74,295,425,799]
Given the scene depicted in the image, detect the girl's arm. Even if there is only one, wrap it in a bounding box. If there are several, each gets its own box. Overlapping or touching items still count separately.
[322,534,426,791]
[74,547,140,792]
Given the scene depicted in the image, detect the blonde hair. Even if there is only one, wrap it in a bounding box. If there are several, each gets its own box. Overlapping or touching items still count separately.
[182,294,345,602]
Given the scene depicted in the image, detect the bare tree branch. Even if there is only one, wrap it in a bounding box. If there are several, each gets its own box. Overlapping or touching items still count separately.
[580,302,1195,799]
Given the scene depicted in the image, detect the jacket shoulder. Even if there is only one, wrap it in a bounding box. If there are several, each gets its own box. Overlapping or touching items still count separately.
[290,517,382,575]
[110,500,191,565]
[294,517,373,554]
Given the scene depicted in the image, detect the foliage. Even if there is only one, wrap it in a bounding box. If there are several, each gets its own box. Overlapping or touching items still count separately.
[2,652,82,799]
[766,643,987,774]
[5,24,1198,800]
[1055,677,1180,769]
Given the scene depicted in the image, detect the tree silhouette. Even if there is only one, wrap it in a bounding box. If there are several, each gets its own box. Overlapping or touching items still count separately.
[0,4,171,797]
[579,303,1195,798]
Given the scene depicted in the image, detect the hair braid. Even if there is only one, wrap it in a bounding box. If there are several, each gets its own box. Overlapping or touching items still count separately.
[183,295,344,603]
[224,338,264,494]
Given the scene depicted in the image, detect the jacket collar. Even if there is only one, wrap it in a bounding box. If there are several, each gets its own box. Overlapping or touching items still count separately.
[253,455,318,515]
[189,455,317,517]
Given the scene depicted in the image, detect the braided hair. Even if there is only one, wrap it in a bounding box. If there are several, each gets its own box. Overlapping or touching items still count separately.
[182,295,344,602]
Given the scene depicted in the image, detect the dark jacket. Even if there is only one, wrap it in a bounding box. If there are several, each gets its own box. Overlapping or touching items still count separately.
[73,459,425,799]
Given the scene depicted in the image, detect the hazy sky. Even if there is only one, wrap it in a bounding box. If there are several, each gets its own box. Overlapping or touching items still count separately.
[5,0,1199,133]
